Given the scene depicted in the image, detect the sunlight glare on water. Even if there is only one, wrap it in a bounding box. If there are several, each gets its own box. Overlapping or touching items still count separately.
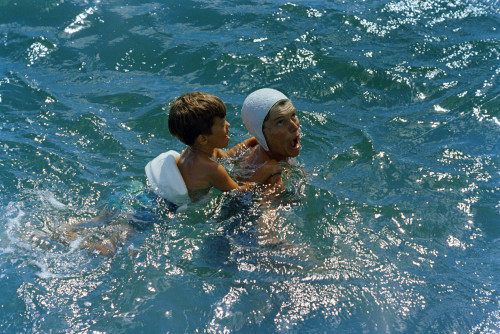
[0,0,499,332]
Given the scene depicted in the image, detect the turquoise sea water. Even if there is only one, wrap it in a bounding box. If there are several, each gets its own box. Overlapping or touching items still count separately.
[1,0,500,332]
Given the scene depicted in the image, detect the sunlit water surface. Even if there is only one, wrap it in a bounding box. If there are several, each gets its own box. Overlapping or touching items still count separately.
[1,0,499,332]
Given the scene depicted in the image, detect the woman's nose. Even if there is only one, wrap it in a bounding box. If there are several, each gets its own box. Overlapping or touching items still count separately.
[289,119,299,131]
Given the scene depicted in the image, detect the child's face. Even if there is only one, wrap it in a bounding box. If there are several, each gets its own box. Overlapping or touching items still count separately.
[207,116,230,148]
[263,101,300,160]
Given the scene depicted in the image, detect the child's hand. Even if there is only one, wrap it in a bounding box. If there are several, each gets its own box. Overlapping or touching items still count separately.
[253,160,281,183]
[244,137,259,148]
[226,137,258,158]
[264,160,281,176]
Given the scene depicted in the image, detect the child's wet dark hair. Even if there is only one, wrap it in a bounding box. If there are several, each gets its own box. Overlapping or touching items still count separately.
[168,92,226,146]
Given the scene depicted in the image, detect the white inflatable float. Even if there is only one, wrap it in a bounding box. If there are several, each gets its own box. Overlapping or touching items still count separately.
[145,150,190,209]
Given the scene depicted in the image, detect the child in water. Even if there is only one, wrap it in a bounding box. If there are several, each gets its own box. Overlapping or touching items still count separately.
[64,92,280,256]
[167,91,281,202]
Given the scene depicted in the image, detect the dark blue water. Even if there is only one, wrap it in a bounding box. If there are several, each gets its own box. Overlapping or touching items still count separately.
[1,0,499,332]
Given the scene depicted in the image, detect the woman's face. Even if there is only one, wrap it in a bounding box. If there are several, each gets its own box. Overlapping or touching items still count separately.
[262,100,300,161]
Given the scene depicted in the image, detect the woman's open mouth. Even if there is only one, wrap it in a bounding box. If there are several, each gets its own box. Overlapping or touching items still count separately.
[289,134,300,151]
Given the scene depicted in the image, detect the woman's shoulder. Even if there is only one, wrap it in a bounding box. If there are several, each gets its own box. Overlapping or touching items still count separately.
[241,145,270,166]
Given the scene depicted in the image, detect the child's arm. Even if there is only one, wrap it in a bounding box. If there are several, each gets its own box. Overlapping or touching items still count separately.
[227,137,258,158]
[214,137,258,159]
[209,164,242,192]
[209,160,281,193]
[251,160,281,184]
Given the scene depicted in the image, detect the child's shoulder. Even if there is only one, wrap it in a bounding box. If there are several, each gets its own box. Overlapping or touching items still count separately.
[179,149,221,176]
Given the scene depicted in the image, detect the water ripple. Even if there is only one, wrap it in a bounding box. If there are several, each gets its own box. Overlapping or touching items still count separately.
[1,0,499,332]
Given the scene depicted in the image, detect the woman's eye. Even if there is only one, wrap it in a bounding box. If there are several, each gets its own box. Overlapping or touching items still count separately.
[277,121,283,126]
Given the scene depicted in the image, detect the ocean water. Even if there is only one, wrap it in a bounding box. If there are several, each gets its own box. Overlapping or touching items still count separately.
[1,0,500,332]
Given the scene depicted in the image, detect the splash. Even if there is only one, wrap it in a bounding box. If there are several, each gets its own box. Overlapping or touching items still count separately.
[64,6,99,35]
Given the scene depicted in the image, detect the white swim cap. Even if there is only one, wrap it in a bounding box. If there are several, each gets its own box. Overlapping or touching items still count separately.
[241,88,288,151]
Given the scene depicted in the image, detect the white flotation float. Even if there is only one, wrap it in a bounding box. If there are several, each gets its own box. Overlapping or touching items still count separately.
[145,150,190,209]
